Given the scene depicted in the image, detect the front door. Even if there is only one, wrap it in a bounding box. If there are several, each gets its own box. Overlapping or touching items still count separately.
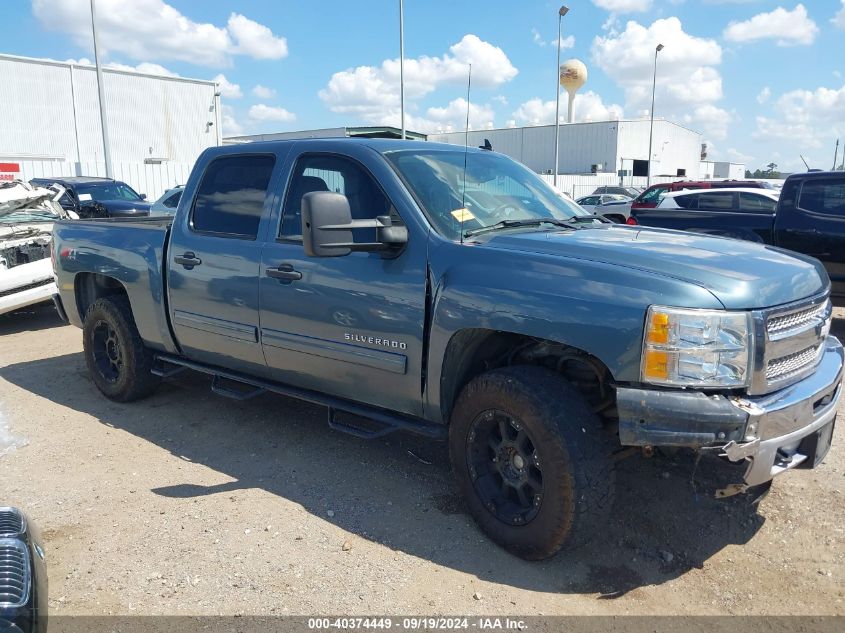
[167,152,278,374]
[258,150,428,416]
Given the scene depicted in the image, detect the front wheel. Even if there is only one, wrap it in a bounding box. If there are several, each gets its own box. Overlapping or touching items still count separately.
[449,366,615,560]
[83,296,159,402]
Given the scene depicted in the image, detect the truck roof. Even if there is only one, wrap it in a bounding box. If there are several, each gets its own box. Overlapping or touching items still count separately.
[221,137,485,156]
[30,176,116,185]
[784,170,844,182]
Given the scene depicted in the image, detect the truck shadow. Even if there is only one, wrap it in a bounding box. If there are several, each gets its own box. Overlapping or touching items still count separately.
[0,350,783,599]
[0,302,64,335]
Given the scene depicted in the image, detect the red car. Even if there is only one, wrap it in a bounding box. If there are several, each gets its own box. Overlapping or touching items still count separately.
[630,179,774,211]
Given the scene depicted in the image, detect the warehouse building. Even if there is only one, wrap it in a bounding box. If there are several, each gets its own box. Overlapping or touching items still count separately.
[428,119,705,181]
[0,53,220,199]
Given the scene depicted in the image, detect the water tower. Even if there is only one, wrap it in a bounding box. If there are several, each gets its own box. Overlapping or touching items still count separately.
[559,59,587,123]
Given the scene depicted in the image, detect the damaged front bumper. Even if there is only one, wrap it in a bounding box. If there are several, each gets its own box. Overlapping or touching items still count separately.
[0,258,56,316]
[617,336,843,497]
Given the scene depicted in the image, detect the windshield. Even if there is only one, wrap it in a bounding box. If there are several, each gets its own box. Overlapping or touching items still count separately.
[384,149,588,240]
[76,182,142,202]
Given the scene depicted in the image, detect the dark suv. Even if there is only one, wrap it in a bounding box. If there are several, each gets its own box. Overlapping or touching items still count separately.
[631,179,773,210]
[29,177,150,218]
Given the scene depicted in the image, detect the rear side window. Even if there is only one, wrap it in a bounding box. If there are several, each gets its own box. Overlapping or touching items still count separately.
[192,155,275,238]
[697,192,735,211]
[739,192,776,212]
[798,179,845,216]
[163,191,182,208]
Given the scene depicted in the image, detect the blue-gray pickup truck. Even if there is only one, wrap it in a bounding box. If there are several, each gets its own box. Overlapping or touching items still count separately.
[52,139,842,560]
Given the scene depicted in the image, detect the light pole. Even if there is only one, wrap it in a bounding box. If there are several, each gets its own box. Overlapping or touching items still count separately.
[90,0,112,178]
[646,43,664,187]
[399,0,405,140]
[553,5,569,188]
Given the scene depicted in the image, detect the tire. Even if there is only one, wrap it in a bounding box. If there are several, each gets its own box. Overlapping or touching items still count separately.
[82,296,159,402]
[449,366,615,560]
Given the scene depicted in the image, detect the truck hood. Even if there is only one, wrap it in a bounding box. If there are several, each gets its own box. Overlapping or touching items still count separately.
[482,225,828,310]
[100,200,152,214]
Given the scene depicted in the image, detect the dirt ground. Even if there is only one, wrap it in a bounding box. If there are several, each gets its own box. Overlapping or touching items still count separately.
[1,303,843,616]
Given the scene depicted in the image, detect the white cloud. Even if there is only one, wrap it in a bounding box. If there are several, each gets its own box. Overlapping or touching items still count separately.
[592,0,652,12]
[252,84,276,99]
[213,74,242,99]
[834,1,845,29]
[723,4,819,47]
[756,86,771,104]
[248,104,296,123]
[531,28,575,49]
[419,98,495,133]
[226,13,288,60]
[32,0,288,67]
[319,34,517,129]
[591,17,730,138]
[221,105,243,136]
[512,92,624,125]
[754,83,845,150]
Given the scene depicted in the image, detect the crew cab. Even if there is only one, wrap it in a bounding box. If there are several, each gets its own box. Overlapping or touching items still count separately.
[52,140,842,559]
[629,172,845,305]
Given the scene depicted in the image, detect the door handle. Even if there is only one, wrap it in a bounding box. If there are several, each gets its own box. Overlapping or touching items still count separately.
[174,252,202,269]
[266,263,302,281]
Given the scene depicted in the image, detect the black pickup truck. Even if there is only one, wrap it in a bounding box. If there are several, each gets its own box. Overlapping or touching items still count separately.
[630,171,845,305]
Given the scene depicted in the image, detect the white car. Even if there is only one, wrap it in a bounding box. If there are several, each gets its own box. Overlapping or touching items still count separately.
[150,185,184,216]
[575,193,632,222]
[656,187,780,210]
[1,181,73,316]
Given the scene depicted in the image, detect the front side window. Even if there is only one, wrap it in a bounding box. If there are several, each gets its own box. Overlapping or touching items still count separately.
[674,193,698,209]
[163,191,182,209]
[798,179,845,216]
[192,154,275,238]
[384,149,586,240]
[280,154,392,241]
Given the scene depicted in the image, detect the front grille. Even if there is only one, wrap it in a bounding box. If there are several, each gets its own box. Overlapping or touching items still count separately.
[0,538,30,608]
[0,508,24,537]
[767,301,830,338]
[767,344,823,381]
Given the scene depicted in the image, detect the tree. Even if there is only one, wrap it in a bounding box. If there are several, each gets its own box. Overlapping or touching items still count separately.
[766,162,778,174]
[745,169,753,178]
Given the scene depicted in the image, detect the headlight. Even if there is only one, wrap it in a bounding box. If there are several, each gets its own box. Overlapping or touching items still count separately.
[641,305,751,388]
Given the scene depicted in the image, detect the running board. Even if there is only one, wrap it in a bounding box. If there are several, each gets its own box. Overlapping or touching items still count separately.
[153,353,446,441]
[151,358,187,379]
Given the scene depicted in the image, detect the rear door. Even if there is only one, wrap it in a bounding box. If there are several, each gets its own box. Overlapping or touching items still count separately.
[776,176,845,302]
[258,146,429,416]
[167,152,281,375]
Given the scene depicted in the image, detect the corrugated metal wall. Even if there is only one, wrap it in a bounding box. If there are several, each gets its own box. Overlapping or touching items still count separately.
[429,119,704,180]
[0,54,217,200]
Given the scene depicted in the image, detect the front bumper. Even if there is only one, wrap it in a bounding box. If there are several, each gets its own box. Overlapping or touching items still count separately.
[617,335,843,495]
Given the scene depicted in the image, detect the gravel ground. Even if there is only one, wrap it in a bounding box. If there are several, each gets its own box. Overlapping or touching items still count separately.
[0,303,843,616]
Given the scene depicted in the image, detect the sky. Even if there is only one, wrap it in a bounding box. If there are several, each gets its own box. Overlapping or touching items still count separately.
[2,0,844,172]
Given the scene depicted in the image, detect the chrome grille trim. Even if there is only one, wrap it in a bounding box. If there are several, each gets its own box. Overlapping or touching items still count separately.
[767,344,824,381]
[749,291,831,395]
[0,508,25,538]
[0,538,31,608]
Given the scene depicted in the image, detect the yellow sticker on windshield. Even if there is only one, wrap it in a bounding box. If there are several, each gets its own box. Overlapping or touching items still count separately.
[451,208,475,222]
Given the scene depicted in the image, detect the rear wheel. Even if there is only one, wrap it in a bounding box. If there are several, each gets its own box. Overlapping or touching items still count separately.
[449,366,615,560]
[83,296,159,402]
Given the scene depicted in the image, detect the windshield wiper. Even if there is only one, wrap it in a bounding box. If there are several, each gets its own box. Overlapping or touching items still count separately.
[464,218,578,238]
[463,215,609,238]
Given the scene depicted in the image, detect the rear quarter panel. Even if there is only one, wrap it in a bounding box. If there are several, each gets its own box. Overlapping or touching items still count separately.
[53,218,178,353]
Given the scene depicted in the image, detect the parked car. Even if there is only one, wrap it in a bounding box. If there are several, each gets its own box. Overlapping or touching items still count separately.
[1,181,74,316]
[150,186,184,216]
[0,507,48,633]
[53,139,841,560]
[629,172,845,305]
[576,193,632,222]
[592,185,640,198]
[29,177,150,218]
[631,179,774,210]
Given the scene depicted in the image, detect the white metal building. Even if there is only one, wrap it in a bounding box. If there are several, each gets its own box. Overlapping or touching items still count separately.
[428,119,705,181]
[700,160,746,180]
[0,53,220,200]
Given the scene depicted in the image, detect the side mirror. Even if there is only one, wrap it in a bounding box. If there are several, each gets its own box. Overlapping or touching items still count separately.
[301,191,408,258]
[140,193,147,200]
